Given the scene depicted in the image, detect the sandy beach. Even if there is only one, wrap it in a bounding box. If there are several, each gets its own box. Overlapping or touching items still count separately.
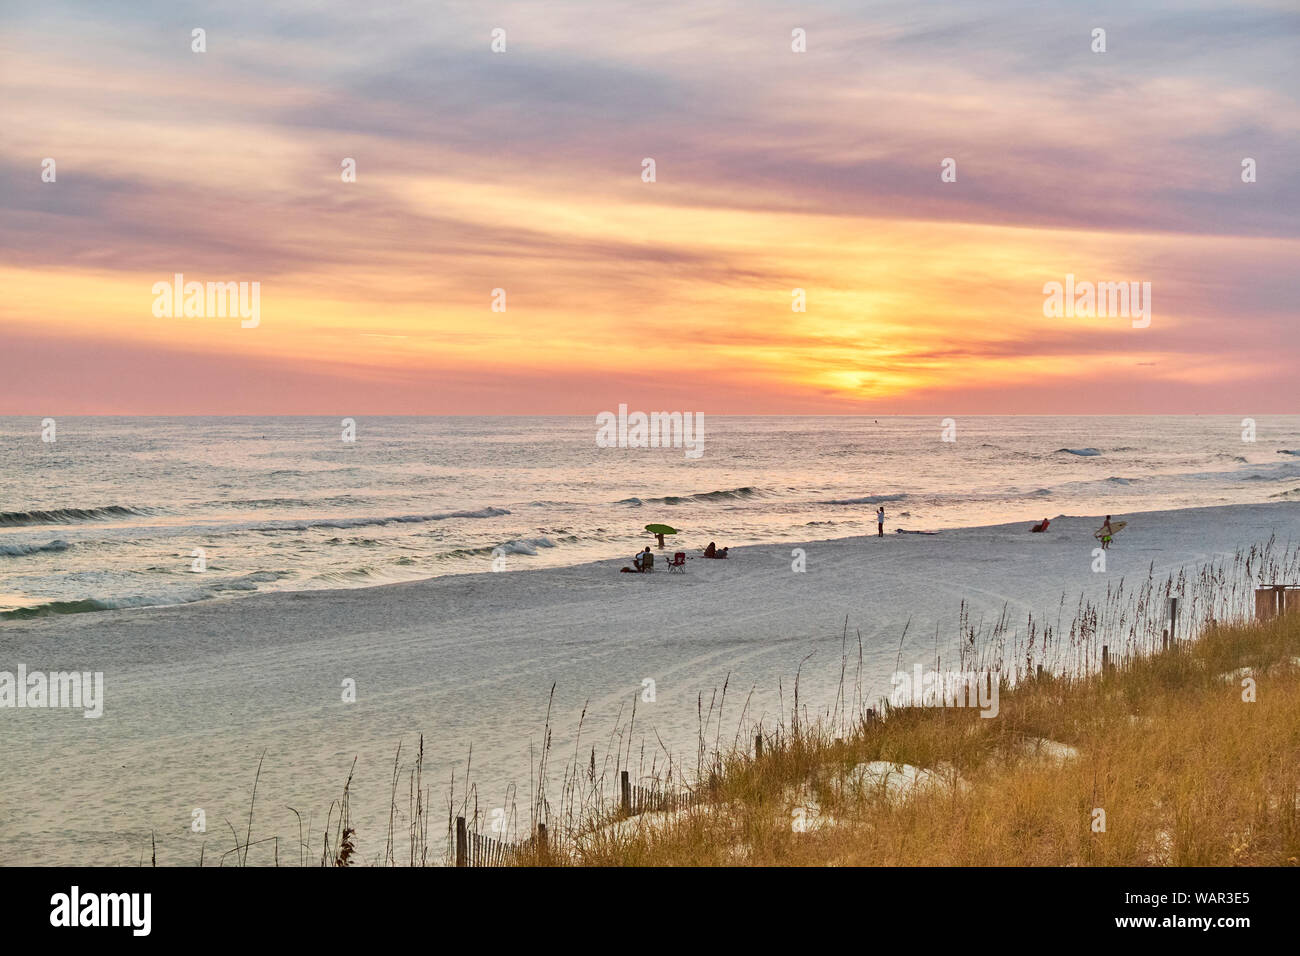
[3,500,1296,865]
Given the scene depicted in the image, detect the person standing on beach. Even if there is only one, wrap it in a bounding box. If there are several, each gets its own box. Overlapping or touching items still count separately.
[1098,515,1113,550]
[877,506,885,537]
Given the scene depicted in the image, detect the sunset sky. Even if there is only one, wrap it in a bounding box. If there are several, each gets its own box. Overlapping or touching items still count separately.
[2,0,1297,414]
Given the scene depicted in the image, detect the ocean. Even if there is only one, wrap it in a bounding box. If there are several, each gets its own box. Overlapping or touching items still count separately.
[3,415,1299,617]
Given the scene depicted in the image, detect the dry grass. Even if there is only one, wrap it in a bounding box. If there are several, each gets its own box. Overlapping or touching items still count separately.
[576,613,1300,865]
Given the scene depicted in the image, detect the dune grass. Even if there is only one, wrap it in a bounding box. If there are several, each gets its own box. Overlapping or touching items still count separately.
[573,612,1300,865]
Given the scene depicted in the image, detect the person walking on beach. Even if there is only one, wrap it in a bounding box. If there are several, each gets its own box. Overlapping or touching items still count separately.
[877,506,885,537]
[1097,515,1114,550]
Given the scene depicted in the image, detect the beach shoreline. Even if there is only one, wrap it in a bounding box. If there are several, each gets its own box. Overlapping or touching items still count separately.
[6,414,1299,619]
[3,499,1297,865]
[5,497,1299,626]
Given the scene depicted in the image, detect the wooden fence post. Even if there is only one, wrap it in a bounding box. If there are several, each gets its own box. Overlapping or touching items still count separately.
[1035,664,1043,680]
[620,770,630,814]
[755,734,763,758]
[1101,645,1109,674]
[536,823,547,862]
[1169,597,1179,645]
[1162,628,1168,650]
[455,815,467,867]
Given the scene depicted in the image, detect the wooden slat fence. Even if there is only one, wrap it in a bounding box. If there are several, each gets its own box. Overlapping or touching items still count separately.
[455,816,547,867]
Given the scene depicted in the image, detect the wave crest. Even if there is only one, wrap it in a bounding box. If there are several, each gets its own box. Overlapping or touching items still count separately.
[244,507,511,532]
[622,487,763,506]
[0,571,286,619]
[0,505,150,527]
[822,493,908,506]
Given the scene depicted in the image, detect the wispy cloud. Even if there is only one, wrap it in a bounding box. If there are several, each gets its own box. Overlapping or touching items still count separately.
[2,0,1297,412]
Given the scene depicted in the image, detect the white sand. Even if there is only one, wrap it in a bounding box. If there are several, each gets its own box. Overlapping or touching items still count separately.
[2,501,1297,865]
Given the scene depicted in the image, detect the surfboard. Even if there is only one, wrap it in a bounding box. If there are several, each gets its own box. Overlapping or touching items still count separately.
[895,529,939,535]
[1094,520,1127,539]
[645,524,677,535]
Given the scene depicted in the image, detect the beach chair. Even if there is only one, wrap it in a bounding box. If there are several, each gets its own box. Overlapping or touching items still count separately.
[666,552,686,574]
[642,552,655,572]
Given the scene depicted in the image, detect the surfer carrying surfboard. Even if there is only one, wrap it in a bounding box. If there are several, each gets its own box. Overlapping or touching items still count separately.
[1097,515,1114,549]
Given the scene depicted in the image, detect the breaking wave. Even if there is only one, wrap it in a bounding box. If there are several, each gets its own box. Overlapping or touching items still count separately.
[243,507,511,532]
[619,487,763,506]
[0,505,152,527]
[0,571,286,619]
[821,493,909,506]
[0,539,71,557]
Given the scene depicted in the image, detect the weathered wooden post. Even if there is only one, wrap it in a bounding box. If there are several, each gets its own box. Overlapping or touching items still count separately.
[1169,597,1179,644]
[1162,628,1169,651]
[1036,664,1043,680]
[455,815,467,867]
[536,823,547,862]
[755,734,763,758]
[1254,588,1268,620]
[620,770,630,814]
[1101,645,1109,674]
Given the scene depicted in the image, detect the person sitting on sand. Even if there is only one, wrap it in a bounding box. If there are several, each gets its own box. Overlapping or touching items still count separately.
[702,542,729,559]
[1030,518,1050,533]
[622,548,653,573]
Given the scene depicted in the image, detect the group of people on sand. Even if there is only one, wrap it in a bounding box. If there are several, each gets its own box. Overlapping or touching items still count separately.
[621,509,1123,573]
[868,505,1119,545]
[623,540,729,573]
[1029,514,1121,548]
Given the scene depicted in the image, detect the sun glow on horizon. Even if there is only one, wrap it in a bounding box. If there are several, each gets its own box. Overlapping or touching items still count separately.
[2,2,1297,414]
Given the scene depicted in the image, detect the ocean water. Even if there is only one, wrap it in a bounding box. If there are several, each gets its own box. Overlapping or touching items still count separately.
[3,415,1300,616]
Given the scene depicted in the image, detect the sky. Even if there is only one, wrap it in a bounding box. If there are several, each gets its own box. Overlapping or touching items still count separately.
[1,0,1297,414]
